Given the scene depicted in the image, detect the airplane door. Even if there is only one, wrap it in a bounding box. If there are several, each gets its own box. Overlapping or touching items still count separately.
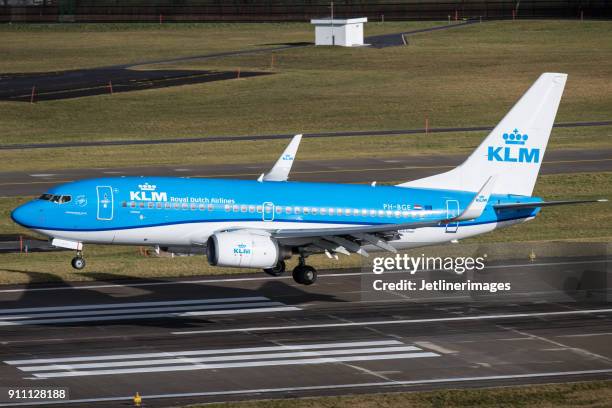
[445,200,459,233]
[96,186,114,221]
[262,202,274,222]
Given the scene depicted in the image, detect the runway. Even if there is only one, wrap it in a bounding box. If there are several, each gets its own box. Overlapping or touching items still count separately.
[1,148,610,197]
[0,255,610,407]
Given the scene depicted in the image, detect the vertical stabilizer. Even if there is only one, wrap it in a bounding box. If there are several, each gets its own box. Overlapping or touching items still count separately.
[398,73,567,196]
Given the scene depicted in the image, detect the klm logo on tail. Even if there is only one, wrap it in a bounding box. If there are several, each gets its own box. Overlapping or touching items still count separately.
[487,129,540,163]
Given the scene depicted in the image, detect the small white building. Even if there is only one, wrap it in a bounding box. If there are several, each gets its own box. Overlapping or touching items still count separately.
[310,17,368,47]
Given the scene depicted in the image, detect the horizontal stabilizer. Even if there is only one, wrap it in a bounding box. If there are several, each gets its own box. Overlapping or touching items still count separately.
[453,176,496,221]
[494,198,608,210]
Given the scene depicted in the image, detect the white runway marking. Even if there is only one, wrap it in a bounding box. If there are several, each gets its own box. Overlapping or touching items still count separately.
[0,370,610,407]
[172,308,612,335]
[4,339,438,378]
[0,297,299,326]
[6,340,400,364]
[0,259,607,293]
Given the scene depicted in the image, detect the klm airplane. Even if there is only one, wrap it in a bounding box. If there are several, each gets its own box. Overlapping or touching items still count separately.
[11,73,606,285]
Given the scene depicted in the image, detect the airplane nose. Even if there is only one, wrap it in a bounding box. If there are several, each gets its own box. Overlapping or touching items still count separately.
[11,203,34,227]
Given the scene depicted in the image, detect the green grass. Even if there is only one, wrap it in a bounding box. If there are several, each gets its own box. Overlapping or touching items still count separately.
[0,20,610,155]
[0,172,608,285]
[185,381,612,408]
[0,125,610,173]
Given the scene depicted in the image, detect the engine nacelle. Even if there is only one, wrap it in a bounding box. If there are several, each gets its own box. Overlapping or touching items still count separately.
[206,231,280,269]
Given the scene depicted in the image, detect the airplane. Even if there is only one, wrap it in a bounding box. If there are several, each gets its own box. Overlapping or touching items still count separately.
[11,73,607,285]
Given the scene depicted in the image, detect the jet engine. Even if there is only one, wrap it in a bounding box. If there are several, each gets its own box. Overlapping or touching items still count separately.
[206,231,284,269]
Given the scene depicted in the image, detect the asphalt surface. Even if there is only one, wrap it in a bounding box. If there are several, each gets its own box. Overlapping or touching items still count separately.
[0,255,610,407]
[367,20,477,48]
[0,69,271,102]
[0,148,610,198]
[2,120,611,150]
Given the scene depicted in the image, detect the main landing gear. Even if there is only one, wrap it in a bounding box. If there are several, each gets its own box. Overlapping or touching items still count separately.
[71,251,86,270]
[262,257,317,285]
[292,257,317,285]
[264,260,286,277]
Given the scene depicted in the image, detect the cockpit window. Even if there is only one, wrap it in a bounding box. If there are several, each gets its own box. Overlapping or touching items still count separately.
[40,194,72,204]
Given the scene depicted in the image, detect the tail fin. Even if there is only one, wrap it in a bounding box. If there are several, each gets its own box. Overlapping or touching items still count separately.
[398,73,567,196]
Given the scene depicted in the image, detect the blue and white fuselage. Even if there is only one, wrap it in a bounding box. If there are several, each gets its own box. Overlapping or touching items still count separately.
[12,177,539,249]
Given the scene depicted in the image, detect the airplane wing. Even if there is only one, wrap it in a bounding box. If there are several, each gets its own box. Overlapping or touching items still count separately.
[258,134,302,182]
[494,198,608,210]
[269,177,496,257]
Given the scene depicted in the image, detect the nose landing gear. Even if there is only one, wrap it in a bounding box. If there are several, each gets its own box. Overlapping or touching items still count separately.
[71,251,86,270]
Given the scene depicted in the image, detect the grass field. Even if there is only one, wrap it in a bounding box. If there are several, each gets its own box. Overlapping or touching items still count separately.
[0,126,610,173]
[1,172,608,285]
[184,381,612,408]
[0,20,610,173]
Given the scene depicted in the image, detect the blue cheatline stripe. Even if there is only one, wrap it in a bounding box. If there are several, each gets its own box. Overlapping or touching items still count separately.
[21,215,532,233]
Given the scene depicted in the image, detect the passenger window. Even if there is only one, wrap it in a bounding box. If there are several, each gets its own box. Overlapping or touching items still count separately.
[370,209,376,216]
[303,207,310,215]
[394,210,401,217]
[378,210,385,217]
[402,210,409,217]
[294,207,301,215]
[337,208,342,215]
[139,202,145,208]
[312,207,318,215]
[256,205,262,213]
[353,209,359,216]
[208,204,214,211]
[182,203,189,210]
[276,206,282,214]
[233,205,239,212]
[157,202,162,209]
[148,202,154,209]
[285,207,292,214]
[328,208,335,215]
[248,205,255,213]
[174,203,180,209]
[165,202,171,209]
[224,204,230,212]
[199,204,205,210]
[122,201,127,208]
[320,208,327,215]
[386,210,392,217]
[345,209,352,216]
[191,203,197,210]
[240,205,247,213]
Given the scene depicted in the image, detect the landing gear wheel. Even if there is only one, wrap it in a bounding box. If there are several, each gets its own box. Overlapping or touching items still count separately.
[292,265,317,285]
[71,256,86,270]
[264,260,286,276]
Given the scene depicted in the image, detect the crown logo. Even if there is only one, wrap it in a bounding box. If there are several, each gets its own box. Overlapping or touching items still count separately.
[138,183,156,191]
[503,128,528,145]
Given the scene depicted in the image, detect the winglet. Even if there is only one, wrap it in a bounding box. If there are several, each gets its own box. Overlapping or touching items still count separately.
[260,134,302,182]
[453,176,496,221]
